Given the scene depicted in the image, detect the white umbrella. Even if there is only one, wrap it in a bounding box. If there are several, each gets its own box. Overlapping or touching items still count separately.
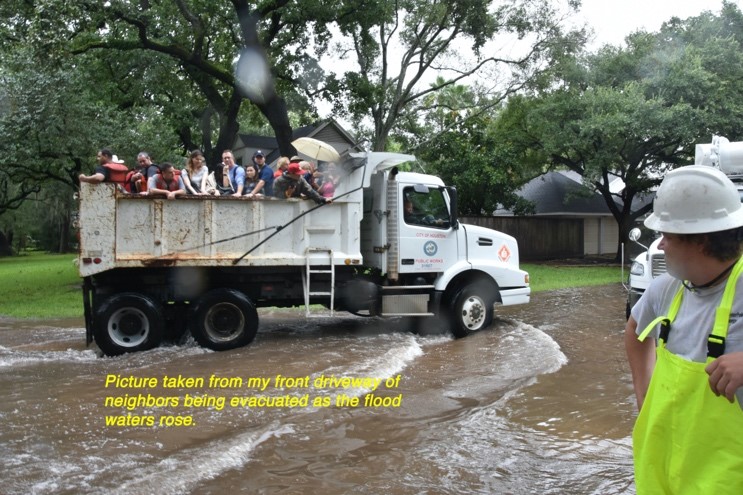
[291,137,341,162]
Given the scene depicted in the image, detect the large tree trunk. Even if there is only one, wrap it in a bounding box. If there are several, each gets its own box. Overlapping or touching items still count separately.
[256,95,295,157]
[58,215,71,253]
[0,230,14,256]
[232,3,296,158]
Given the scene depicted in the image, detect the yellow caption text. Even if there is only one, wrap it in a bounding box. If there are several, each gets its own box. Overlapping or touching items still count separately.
[103,373,403,427]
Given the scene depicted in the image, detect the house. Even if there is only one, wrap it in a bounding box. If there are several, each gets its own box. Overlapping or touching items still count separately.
[231,119,361,167]
[488,169,658,260]
[495,171,622,259]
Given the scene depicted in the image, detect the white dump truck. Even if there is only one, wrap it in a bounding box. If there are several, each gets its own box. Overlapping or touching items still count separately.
[77,152,530,356]
[627,136,743,315]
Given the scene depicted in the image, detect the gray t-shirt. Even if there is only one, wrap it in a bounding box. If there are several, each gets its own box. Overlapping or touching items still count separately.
[632,272,743,407]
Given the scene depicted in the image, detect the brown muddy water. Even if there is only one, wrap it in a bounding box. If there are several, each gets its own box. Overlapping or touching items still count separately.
[0,284,636,494]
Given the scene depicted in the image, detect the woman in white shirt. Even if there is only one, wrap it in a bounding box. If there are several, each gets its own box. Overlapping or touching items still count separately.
[182,150,212,195]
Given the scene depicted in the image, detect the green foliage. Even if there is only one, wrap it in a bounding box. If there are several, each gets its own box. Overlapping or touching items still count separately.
[418,113,531,215]
[412,83,536,215]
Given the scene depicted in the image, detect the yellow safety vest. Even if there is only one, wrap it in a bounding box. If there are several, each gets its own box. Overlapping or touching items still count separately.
[634,257,743,494]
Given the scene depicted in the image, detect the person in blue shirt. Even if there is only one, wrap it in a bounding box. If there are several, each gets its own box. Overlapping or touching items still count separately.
[220,149,245,196]
[245,150,274,198]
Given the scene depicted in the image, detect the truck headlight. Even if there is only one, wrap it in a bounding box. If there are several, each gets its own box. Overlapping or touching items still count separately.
[630,261,644,276]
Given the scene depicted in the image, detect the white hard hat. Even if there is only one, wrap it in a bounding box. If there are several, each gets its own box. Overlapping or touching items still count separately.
[645,165,743,234]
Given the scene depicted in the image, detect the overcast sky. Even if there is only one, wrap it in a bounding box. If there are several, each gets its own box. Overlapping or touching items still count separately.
[577,0,729,47]
[317,1,735,125]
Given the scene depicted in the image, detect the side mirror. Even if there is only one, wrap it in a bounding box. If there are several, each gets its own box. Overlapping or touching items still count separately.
[628,227,649,254]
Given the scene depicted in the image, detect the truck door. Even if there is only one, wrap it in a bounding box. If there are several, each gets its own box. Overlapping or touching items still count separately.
[398,185,459,274]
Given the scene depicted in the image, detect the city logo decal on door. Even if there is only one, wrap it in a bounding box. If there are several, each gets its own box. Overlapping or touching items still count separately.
[424,241,438,256]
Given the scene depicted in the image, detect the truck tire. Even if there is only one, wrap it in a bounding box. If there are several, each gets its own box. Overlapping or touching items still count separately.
[93,293,164,356]
[448,282,495,338]
[190,289,258,351]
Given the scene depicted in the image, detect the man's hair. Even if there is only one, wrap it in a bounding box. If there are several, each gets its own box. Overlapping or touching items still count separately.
[137,151,150,159]
[99,148,113,160]
[159,162,174,173]
[680,227,743,261]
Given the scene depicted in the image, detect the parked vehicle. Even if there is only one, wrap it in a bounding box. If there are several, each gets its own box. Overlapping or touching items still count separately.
[77,151,530,356]
[627,136,743,316]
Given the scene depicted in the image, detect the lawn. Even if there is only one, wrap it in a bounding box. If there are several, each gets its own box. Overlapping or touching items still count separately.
[0,252,81,318]
[522,262,624,293]
[0,253,624,319]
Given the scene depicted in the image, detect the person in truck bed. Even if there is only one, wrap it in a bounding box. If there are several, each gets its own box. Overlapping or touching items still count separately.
[78,148,128,186]
[273,162,331,204]
[125,151,160,193]
[147,163,186,200]
[242,165,262,197]
[220,149,245,196]
[245,150,273,198]
[181,150,215,195]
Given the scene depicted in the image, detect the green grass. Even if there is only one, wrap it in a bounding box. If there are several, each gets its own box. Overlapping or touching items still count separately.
[0,252,81,318]
[0,253,624,319]
[523,263,623,293]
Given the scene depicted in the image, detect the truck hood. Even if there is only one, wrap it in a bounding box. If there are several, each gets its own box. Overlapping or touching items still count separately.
[462,223,520,268]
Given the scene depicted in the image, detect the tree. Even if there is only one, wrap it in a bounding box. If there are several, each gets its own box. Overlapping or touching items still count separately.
[497,2,743,260]
[0,1,339,164]
[523,84,696,258]
[333,0,586,151]
[0,45,181,251]
[413,80,536,215]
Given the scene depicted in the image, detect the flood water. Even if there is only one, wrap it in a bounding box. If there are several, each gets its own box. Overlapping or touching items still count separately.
[0,284,636,494]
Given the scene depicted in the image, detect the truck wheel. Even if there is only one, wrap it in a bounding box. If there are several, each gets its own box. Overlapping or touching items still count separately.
[93,293,164,356]
[448,283,495,338]
[190,289,258,351]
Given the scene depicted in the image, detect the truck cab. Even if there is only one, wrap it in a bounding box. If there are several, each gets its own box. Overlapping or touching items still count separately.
[357,160,529,336]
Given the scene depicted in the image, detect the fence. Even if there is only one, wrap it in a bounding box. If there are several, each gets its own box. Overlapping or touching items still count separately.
[460,216,583,261]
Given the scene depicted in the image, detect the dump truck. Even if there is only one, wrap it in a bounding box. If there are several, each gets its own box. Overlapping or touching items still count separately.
[77,152,530,356]
[627,136,743,315]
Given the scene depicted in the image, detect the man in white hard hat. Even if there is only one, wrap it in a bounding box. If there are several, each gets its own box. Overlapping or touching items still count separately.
[625,165,743,494]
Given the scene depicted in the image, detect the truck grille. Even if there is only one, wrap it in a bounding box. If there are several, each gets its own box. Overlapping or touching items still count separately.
[651,254,667,278]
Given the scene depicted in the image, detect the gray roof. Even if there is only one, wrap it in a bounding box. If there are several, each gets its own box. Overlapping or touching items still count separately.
[234,119,362,164]
[511,171,613,216]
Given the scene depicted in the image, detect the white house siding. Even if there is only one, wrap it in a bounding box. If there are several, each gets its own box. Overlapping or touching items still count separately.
[583,217,618,256]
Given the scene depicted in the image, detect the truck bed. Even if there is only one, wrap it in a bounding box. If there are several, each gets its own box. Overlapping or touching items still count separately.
[77,183,363,277]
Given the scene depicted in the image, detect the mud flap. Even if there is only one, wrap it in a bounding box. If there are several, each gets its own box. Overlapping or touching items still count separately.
[83,277,93,346]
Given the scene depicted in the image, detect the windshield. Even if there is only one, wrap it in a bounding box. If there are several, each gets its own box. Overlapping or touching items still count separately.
[402,186,450,229]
